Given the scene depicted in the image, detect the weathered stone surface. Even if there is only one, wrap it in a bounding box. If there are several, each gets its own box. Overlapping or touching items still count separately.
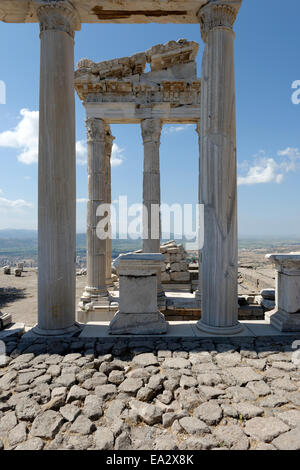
[83,396,103,421]
[8,422,27,446]
[244,417,290,442]
[67,385,88,403]
[234,403,264,420]
[246,380,271,397]
[15,437,44,451]
[277,410,300,428]
[215,352,242,368]
[180,435,218,451]
[94,427,114,450]
[162,358,191,369]
[214,425,247,449]
[108,370,125,385]
[179,416,210,435]
[132,353,158,367]
[14,397,40,423]
[194,402,222,425]
[272,429,300,450]
[227,367,262,386]
[118,378,143,395]
[31,411,64,439]
[0,411,17,433]
[130,400,163,425]
[70,415,95,435]
[95,384,117,400]
[59,404,81,422]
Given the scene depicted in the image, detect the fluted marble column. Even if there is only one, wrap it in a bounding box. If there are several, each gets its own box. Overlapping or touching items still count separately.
[195,120,202,305]
[105,126,114,286]
[197,0,243,335]
[35,0,81,334]
[141,118,165,301]
[83,118,109,303]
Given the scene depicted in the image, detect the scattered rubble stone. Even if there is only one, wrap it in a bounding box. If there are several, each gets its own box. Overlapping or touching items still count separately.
[0,336,299,450]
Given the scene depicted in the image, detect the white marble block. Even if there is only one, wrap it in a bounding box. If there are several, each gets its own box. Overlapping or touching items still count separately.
[108,253,168,335]
[265,253,300,332]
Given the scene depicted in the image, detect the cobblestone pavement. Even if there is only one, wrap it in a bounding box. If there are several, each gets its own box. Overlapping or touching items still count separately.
[0,335,300,450]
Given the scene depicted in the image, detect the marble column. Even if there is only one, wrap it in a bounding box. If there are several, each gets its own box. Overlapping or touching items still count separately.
[34,0,81,335]
[83,118,109,304]
[105,126,114,287]
[195,120,202,305]
[196,0,243,335]
[141,118,165,302]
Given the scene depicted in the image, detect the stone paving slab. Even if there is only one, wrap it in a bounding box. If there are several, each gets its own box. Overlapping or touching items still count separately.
[0,334,300,450]
[79,321,300,340]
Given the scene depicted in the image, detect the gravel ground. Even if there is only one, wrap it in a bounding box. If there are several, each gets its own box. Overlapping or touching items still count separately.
[0,335,300,450]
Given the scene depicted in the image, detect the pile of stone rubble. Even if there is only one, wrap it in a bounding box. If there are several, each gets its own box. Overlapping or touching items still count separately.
[160,241,190,283]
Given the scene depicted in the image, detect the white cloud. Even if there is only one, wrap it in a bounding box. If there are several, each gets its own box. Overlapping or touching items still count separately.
[77,198,88,203]
[111,143,125,167]
[0,109,98,166]
[163,125,192,135]
[0,109,39,164]
[0,196,33,210]
[76,140,87,165]
[238,148,300,186]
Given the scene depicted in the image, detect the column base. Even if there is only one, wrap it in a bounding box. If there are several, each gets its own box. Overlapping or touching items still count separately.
[108,311,168,335]
[81,286,109,304]
[196,319,244,336]
[265,309,300,332]
[31,323,81,337]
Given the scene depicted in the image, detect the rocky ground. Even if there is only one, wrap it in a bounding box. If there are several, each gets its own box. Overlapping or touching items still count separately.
[0,335,300,451]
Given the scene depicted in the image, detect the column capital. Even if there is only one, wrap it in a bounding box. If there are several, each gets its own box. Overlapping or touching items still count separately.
[198,0,242,42]
[85,117,106,143]
[35,0,81,38]
[141,118,162,144]
[195,119,201,136]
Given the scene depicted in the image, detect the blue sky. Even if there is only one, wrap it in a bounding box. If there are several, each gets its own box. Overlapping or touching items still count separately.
[0,0,299,237]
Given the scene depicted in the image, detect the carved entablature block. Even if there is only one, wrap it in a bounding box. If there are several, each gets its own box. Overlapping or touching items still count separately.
[75,39,201,109]
[146,39,199,72]
[76,38,198,82]
[35,0,81,37]
[76,78,201,106]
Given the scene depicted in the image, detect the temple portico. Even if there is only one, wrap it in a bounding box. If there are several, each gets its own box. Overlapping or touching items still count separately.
[5,1,299,336]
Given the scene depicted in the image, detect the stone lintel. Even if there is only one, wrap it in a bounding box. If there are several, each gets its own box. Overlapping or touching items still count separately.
[0,1,209,25]
[84,102,201,124]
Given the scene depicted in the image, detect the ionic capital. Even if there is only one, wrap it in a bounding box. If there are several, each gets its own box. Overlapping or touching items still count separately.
[198,0,241,42]
[141,118,162,144]
[35,0,81,38]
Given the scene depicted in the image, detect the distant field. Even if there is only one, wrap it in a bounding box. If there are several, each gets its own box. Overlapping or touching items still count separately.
[0,230,299,262]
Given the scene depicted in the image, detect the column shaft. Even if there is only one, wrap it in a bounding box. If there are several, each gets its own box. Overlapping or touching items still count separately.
[105,127,114,285]
[85,118,108,299]
[36,1,80,332]
[141,118,162,254]
[195,120,202,304]
[197,1,242,333]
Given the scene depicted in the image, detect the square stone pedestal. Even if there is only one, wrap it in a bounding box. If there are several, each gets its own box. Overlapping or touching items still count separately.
[265,253,300,332]
[108,253,168,335]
